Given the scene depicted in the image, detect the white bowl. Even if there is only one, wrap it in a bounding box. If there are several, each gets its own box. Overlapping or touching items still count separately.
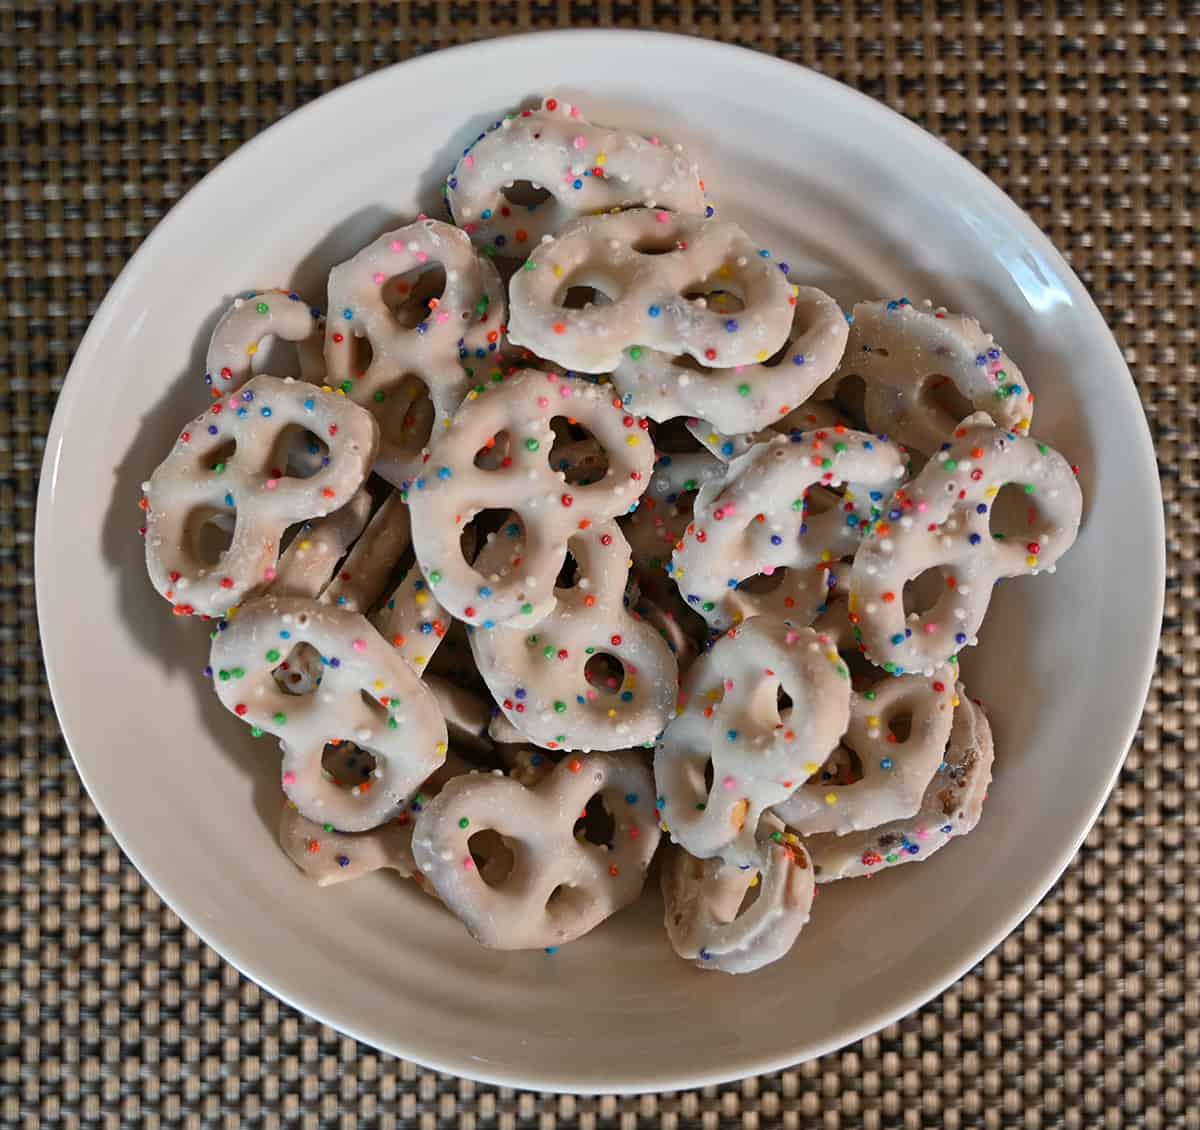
[37,30,1163,1093]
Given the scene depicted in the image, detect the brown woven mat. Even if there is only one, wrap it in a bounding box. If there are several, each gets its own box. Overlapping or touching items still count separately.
[4,1,1194,1125]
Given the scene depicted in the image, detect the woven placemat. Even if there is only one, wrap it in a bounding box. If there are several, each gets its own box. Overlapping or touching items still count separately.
[3,2,1194,1126]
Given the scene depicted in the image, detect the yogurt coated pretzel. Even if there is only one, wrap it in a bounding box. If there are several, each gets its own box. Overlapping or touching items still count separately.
[611,286,848,432]
[325,219,506,485]
[669,428,906,631]
[849,412,1082,675]
[411,752,661,949]
[406,370,653,628]
[661,815,815,974]
[205,288,325,393]
[210,595,447,831]
[507,209,797,374]
[144,376,379,618]
[623,449,724,590]
[445,97,707,256]
[807,689,994,882]
[833,298,1034,456]
[772,665,956,835]
[320,492,412,613]
[654,617,851,868]
[687,399,847,463]
[279,750,472,887]
[469,521,678,752]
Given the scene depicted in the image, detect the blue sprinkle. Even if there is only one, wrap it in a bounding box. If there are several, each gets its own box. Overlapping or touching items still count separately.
[414,478,426,490]
[620,691,633,702]
[236,407,247,417]
[544,947,558,955]
[482,620,495,630]
[757,249,770,258]
[303,398,315,411]
[724,319,739,333]
[720,441,735,456]
[478,585,492,598]
[515,687,526,699]
[448,177,458,189]
[337,856,350,867]
[328,657,341,668]
[792,354,806,366]
[976,503,988,514]
[727,729,738,741]
[891,633,904,645]
[419,623,432,634]
[625,793,638,805]
[655,797,665,809]
[704,205,714,218]
[572,179,582,190]
[647,305,661,317]
[880,758,893,770]
[279,630,291,640]
[224,493,234,507]
[494,235,507,247]
[207,425,219,435]
[437,466,452,480]
[342,308,352,320]
[481,208,493,220]
[241,390,254,402]
[955,632,967,645]
[770,534,783,546]
[869,490,883,501]
[260,406,272,418]
[969,533,982,545]
[416,322,428,335]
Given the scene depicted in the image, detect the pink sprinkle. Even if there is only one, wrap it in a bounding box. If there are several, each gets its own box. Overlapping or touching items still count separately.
[573,135,586,150]
[463,155,475,168]
[585,688,597,701]
[373,272,386,284]
[263,567,277,582]
[627,663,639,675]
[650,135,661,146]
[537,396,550,408]
[676,692,688,707]
[734,365,745,374]
[722,776,736,791]
[265,479,279,490]
[915,827,929,840]
[436,311,450,324]
[916,502,928,513]
[655,211,670,223]
[762,566,775,577]
[785,630,800,645]
[559,385,571,397]
[463,857,474,870]
[723,678,735,691]
[569,105,580,118]
[924,623,938,633]
[546,372,559,382]
[391,239,403,252]
[352,639,366,652]
[464,223,477,235]
[227,397,239,411]
[415,252,428,264]
[816,633,830,645]
[282,771,295,786]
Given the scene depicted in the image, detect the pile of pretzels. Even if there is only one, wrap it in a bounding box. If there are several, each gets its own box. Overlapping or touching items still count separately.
[140,98,1082,972]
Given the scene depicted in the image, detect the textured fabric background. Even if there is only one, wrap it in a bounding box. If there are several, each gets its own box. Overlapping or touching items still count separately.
[2,2,1195,1127]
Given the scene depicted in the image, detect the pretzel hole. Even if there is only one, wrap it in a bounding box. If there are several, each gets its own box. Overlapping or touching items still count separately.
[842,647,878,690]
[321,742,377,788]
[736,569,788,596]
[830,374,868,427]
[560,286,612,310]
[887,711,913,743]
[989,482,1044,542]
[919,373,973,425]
[549,419,606,485]
[776,687,793,716]
[271,425,329,479]
[810,744,861,786]
[632,235,681,256]
[572,793,616,849]
[460,509,518,563]
[468,829,515,885]
[202,438,238,472]
[649,418,707,454]
[273,642,322,696]
[681,287,745,315]
[903,570,945,618]
[188,509,235,566]
[377,375,433,452]
[253,334,310,379]
[546,883,595,922]
[382,264,446,330]
[474,430,512,469]
[584,653,625,694]
[501,180,552,208]
[735,873,765,916]
[555,552,581,590]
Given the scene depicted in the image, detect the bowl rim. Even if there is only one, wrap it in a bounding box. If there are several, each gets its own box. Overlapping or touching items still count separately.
[36,27,1165,1093]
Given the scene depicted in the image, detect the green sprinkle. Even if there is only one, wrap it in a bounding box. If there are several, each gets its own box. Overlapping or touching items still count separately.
[543,646,555,660]
[833,442,847,453]
[628,346,643,360]
[218,669,230,682]
[683,478,697,491]
[1024,483,1036,494]
[374,390,386,402]
[520,602,533,615]
[554,701,566,713]
[770,831,784,843]
[429,570,442,584]
[942,459,958,471]
[273,712,287,725]
[250,726,263,738]
[213,462,226,475]
[458,817,469,829]
[737,383,751,397]
[835,663,849,679]
[256,302,269,314]
[524,438,540,452]
[475,296,490,314]
[323,824,334,833]
[265,649,280,663]
[522,260,537,271]
[387,717,398,729]
[1037,443,1049,455]
[340,380,353,394]
[791,498,804,511]
[695,802,707,811]
[231,667,244,679]
[886,853,898,863]
[701,601,715,612]
[822,458,833,469]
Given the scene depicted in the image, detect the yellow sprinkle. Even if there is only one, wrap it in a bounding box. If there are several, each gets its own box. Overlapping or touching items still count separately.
[748,874,760,888]
[373,680,384,691]
[553,265,563,278]
[1026,554,1039,567]
[225,605,240,621]
[297,539,311,551]
[819,550,832,563]
[626,435,640,446]
[414,655,427,666]
[414,592,429,607]
[706,433,719,444]
[466,390,479,401]
[705,689,721,701]
[245,344,257,357]
[595,152,607,166]
[755,350,768,362]
[336,388,346,396]
[791,284,800,297]
[985,486,999,498]
[607,708,617,718]
[847,592,858,613]
[435,742,447,755]
[732,611,744,625]
[804,762,819,775]
[845,489,856,503]
[866,715,879,727]
[824,793,838,805]
[952,695,961,707]
[320,385,333,393]
[717,265,731,280]
[784,833,801,846]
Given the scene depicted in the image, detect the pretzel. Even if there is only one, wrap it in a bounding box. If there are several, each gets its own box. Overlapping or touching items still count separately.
[633,590,701,676]
[806,689,994,881]
[507,210,797,374]
[611,286,848,432]
[687,399,847,463]
[661,815,814,974]
[469,521,677,751]
[209,595,447,830]
[444,97,707,256]
[204,289,325,393]
[279,750,472,886]
[267,489,372,600]
[849,412,1082,674]
[623,449,724,590]
[320,492,412,613]
[325,218,506,486]
[772,666,956,834]
[669,427,907,631]
[411,752,660,949]
[831,298,1033,455]
[406,370,653,628]
[654,617,850,867]
[144,376,379,617]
